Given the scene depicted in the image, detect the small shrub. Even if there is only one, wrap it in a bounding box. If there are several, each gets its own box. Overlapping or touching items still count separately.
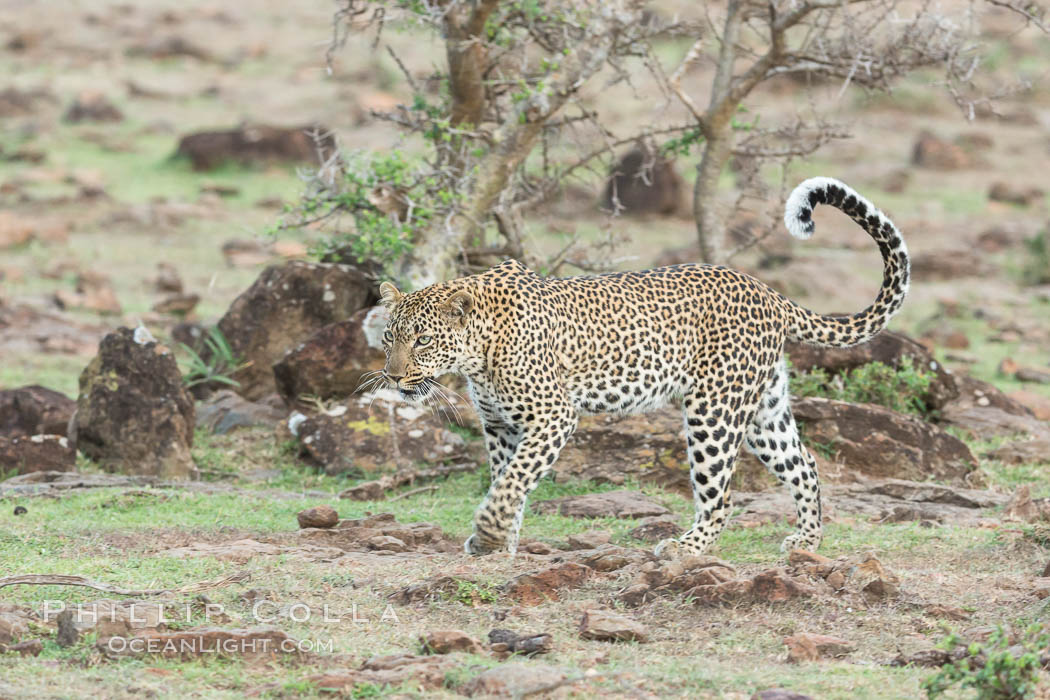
[1021,228,1050,286]
[789,357,933,417]
[178,327,248,389]
[923,625,1048,700]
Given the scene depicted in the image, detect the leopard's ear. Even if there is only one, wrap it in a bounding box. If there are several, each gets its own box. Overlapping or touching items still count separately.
[378,282,403,308]
[441,290,474,328]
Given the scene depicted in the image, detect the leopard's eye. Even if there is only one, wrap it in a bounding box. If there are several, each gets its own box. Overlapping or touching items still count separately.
[415,335,432,347]
[383,329,393,344]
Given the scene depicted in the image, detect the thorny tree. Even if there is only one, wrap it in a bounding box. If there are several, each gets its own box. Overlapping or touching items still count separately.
[281,0,1047,288]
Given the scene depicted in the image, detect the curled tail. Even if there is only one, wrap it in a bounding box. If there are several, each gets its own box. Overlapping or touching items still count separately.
[781,177,910,347]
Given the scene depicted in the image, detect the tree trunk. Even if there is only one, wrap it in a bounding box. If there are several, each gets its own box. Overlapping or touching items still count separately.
[692,135,733,263]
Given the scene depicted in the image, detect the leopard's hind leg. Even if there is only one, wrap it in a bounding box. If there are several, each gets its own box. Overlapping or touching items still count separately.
[655,372,764,558]
[743,359,823,552]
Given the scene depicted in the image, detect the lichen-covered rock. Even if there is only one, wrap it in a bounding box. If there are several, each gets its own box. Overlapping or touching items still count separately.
[273,306,386,405]
[793,397,977,483]
[73,328,195,479]
[292,390,474,476]
[217,261,376,400]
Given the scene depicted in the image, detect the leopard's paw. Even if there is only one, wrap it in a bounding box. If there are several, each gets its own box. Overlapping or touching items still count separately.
[780,532,821,554]
[464,533,504,556]
[653,538,681,559]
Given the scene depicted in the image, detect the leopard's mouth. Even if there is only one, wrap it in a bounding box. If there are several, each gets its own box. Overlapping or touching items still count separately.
[399,379,433,402]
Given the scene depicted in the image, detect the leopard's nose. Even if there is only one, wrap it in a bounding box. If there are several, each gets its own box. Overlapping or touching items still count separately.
[385,373,404,385]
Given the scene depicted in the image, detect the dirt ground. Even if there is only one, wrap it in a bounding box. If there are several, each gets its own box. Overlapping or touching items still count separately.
[2,1,1050,698]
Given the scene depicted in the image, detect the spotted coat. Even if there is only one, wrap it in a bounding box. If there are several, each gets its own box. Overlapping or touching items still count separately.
[377,178,910,557]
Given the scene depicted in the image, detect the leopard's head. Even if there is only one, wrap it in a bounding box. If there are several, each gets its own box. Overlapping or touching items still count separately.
[377,281,474,401]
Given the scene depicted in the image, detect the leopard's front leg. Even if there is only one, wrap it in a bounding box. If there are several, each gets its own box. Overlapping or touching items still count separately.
[465,406,577,556]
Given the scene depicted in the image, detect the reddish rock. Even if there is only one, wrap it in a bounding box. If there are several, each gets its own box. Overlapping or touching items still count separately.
[310,655,456,693]
[216,260,376,400]
[988,182,1044,207]
[628,516,682,543]
[989,439,1050,466]
[533,490,670,519]
[503,562,591,606]
[152,293,200,316]
[54,271,122,315]
[793,397,977,483]
[578,609,649,643]
[420,629,483,655]
[912,130,971,169]
[601,147,683,216]
[0,385,76,438]
[784,633,854,662]
[73,328,195,479]
[296,504,339,529]
[0,434,74,475]
[461,662,569,697]
[911,249,991,281]
[566,530,612,550]
[752,689,815,700]
[272,306,386,405]
[1007,391,1050,420]
[195,390,286,435]
[174,124,336,171]
[63,91,123,123]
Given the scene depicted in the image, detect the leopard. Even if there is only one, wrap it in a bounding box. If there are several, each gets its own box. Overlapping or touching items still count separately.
[376,177,910,558]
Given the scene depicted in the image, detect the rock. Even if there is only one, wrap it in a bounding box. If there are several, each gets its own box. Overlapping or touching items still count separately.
[534,490,670,519]
[988,439,1050,466]
[195,390,286,435]
[310,655,456,693]
[0,86,55,117]
[0,434,74,475]
[628,516,682,543]
[941,405,1047,441]
[0,609,31,644]
[601,147,683,216]
[303,513,453,555]
[0,212,70,249]
[553,407,775,496]
[912,130,972,169]
[56,609,79,647]
[1017,367,1050,384]
[852,553,901,601]
[155,262,184,293]
[174,124,336,171]
[487,629,552,656]
[575,544,655,573]
[420,629,483,655]
[216,260,376,400]
[461,662,569,697]
[687,569,817,606]
[792,397,977,483]
[102,627,301,659]
[293,391,473,475]
[619,556,739,606]
[752,690,815,700]
[566,530,612,550]
[1002,485,1050,522]
[63,91,123,123]
[1007,391,1050,421]
[152,293,200,316]
[786,330,957,410]
[976,224,1031,253]
[503,562,591,606]
[74,328,195,479]
[911,249,991,281]
[4,639,43,656]
[272,306,387,405]
[889,648,965,668]
[54,271,122,315]
[297,504,339,529]
[0,385,76,438]
[784,633,854,662]
[988,182,1044,207]
[390,576,463,605]
[578,609,649,643]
